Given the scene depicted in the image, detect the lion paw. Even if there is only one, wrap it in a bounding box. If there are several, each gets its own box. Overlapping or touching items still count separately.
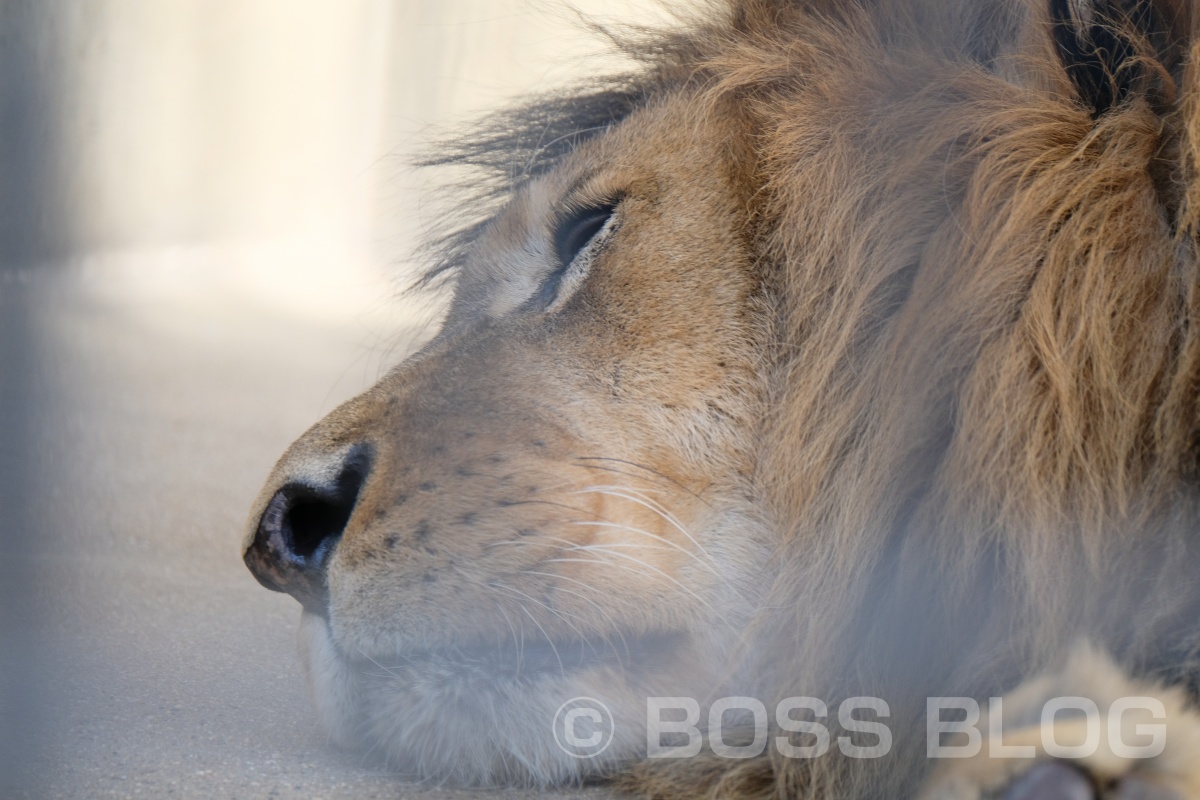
[919,646,1200,800]
[1003,761,1181,800]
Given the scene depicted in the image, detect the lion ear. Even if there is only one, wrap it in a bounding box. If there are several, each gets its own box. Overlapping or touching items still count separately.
[1049,0,1190,116]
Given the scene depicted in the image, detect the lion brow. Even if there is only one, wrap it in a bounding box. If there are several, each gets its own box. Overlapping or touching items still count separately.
[411,78,650,292]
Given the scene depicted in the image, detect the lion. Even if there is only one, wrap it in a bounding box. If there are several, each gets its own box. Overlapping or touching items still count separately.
[243,0,1200,797]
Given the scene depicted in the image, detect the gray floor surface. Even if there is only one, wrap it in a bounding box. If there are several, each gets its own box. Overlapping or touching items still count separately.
[0,253,619,800]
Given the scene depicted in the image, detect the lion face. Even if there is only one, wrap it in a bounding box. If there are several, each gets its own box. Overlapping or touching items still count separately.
[243,91,773,783]
[246,0,1200,794]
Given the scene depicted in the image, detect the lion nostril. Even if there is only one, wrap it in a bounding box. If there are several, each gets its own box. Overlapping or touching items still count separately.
[245,445,371,614]
[287,494,355,559]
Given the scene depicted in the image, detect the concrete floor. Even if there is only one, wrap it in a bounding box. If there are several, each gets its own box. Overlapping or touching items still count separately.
[0,250,618,800]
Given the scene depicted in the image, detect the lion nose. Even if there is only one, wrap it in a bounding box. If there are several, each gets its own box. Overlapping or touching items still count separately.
[244,445,370,614]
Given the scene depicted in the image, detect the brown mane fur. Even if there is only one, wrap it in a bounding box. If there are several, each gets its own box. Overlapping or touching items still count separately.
[620,1,1200,795]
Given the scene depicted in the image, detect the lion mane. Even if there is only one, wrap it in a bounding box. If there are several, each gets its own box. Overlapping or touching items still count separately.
[246,1,1200,797]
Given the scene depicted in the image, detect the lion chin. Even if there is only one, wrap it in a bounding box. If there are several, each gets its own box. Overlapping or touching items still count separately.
[245,0,1200,798]
[297,611,633,785]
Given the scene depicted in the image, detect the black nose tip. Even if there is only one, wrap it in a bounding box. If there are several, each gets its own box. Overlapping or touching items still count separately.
[244,446,370,614]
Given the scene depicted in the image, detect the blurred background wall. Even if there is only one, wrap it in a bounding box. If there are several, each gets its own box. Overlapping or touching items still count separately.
[0,0,670,271]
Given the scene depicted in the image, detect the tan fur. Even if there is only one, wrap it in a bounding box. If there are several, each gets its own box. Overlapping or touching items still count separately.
[246,1,1200,797]
[920,645,1200,799]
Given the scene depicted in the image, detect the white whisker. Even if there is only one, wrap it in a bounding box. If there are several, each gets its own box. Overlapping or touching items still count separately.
[519,603,565,677]
[520,570,633,660]
[544,555,733,629]
[573,484,714,563]
[569,518,721,576]
[452,566,591,653]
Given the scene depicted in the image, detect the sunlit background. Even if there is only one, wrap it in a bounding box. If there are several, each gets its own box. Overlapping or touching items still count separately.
[0,2,676,797]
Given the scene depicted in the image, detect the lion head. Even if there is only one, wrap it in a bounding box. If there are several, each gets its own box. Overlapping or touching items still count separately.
[244,0,1200,796]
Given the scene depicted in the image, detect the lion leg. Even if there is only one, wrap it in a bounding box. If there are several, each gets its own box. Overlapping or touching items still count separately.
[919,645,1200,800]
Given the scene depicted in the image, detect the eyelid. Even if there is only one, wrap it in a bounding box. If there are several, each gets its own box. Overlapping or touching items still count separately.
[551,189,622,231]
[553,202,618,268]
[525,199,620,312]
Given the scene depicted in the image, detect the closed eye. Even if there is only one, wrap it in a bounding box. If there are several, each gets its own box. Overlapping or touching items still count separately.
[555,203,616,267]
[532,201,619,309]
